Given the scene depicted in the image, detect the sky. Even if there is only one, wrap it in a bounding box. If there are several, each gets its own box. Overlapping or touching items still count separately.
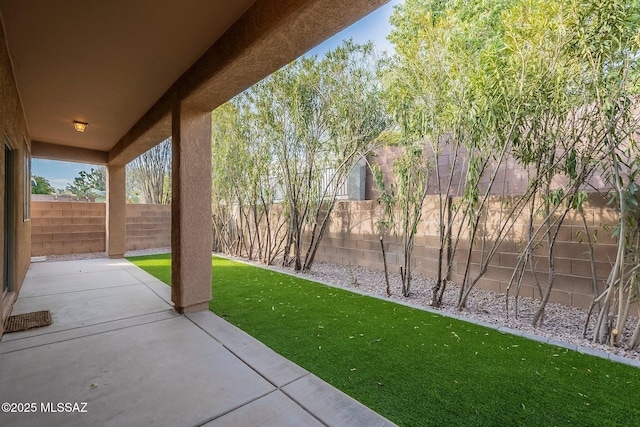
[32,0,404,190]
[306,0,403,57]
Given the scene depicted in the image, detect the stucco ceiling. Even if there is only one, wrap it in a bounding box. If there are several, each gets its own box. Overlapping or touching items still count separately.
[0,0,256,151]
[1,0,389,164]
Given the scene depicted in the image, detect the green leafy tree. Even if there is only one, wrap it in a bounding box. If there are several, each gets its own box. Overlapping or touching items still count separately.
[573,0,640,347]
[385,0,524,304]
[388,0,640,347]
[373,143,432,297]
[211,103,245,256]
[265,40,387,272]
[384,0,480,302]
[211,40,387,272]
[31,175,55,194]
[66,167,106,201]
[211,100,286,263]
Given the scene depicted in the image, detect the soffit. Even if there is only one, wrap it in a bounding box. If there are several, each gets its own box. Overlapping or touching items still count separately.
[0,0,256,151]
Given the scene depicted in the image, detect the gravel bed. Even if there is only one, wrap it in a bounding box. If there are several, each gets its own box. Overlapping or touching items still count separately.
[36,249,640,363]
[224,255,640,364]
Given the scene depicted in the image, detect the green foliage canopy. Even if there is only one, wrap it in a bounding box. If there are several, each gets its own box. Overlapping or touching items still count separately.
[31,175,55,195]
[211,40,388,270]
[66,167,106,201]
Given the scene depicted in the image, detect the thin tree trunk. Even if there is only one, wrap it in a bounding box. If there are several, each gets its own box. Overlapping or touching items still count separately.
[380,236,391,297]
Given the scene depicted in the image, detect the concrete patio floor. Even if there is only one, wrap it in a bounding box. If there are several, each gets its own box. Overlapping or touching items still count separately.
[0,258,395,427]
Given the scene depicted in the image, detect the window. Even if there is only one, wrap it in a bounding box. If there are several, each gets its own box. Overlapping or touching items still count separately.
[23,139,30,221]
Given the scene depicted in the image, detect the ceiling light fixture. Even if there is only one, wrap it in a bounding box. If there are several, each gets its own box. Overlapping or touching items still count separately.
[73,121,88,132]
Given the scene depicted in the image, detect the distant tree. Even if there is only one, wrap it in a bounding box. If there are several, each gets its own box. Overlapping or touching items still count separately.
[66,167,106,201]
[127,138,171,204]
[31,175,55,194]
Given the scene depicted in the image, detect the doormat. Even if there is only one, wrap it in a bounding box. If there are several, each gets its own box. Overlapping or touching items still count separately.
[3,310,52,333]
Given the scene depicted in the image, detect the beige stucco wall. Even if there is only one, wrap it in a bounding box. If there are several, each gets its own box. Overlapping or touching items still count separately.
[30,202,170,256]
[1,19,32,330]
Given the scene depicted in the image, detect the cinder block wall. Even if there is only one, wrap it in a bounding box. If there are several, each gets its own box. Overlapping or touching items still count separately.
[446,195,618,308]
[31,201,170,256]
[31,202,106,256]
[125,204,171,250]
[311,195,618,309]
[366,146,610,201]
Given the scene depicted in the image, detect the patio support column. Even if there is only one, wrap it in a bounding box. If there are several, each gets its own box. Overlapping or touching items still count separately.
[106,164,126,258]
[171,103,212,313]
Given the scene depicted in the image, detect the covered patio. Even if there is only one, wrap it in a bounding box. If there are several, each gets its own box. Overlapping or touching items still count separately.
[0,258,394,426]
[0,0,390,321]
[1,1,392,423]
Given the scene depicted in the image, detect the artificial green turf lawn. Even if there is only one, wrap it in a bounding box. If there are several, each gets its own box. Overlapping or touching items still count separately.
[129,254,640,426]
